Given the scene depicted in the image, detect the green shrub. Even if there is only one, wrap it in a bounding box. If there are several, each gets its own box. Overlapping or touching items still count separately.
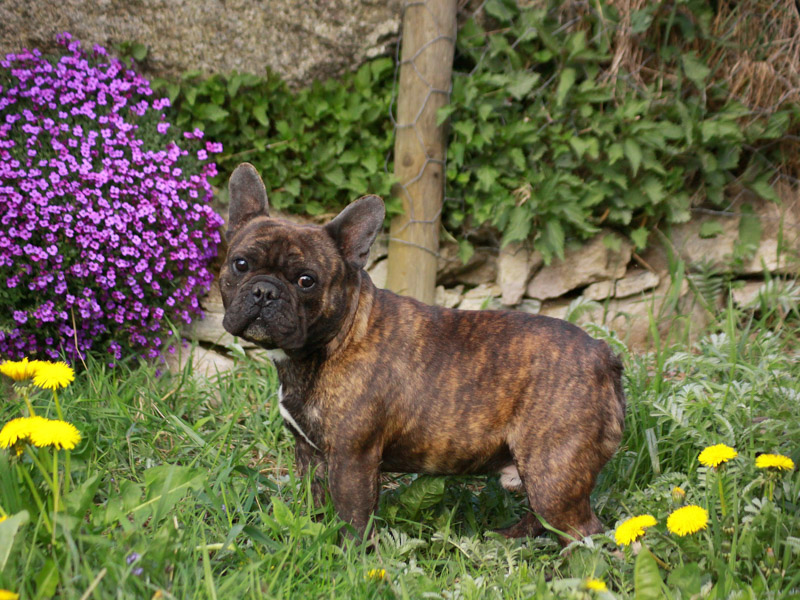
[159,0,798,264]
[154,59,398,218]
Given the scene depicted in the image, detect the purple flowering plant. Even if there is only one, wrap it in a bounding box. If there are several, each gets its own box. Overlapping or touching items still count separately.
[0,33,224,363]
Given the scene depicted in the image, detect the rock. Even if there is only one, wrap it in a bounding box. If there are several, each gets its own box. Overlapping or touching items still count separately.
[435,285,463,309]
[367,258,388,289]
[497,243,543,306]
[459,284,501,311]
[0,0,402,87]
[165,345,235,378]
[614,269,661,299]
[526,232,633,300]
[730,281,764,306]
[463,283,501,299]
[583,280,616,301]
[437,241,498,287]
[515,299,542,314]
[667,187,800,275]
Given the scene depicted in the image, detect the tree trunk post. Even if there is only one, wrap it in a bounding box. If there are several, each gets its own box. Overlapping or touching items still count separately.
[385,0,456,304]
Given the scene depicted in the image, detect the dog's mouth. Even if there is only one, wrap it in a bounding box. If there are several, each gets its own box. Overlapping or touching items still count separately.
[222,296,304,350]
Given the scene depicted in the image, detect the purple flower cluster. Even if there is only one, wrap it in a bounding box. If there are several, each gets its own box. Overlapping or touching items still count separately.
[0,33,224,363]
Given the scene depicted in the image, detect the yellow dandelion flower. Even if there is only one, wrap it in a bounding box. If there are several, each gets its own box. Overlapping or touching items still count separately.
[29,419,81,450]
[32,361,74,390]
[0,416,48,448]
[755,454,795,471]
[0,358,41,382]
[698,444,738,468]
[0,591,20,600]
[365,568,387,581]
[666,505,708,537]
[671,486,686,502]
[614,514,657,546]
[584,578,608,592]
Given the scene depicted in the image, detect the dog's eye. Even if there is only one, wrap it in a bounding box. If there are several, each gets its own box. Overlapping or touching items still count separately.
[297,274,315,289]
[232,258,249,274]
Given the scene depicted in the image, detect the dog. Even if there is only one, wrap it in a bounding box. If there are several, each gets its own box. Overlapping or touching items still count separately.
[219,163,625,543]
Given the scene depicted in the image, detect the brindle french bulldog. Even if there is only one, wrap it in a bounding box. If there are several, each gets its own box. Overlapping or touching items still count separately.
[220,163,625,543]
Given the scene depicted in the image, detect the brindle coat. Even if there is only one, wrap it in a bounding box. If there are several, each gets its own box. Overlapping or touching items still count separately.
[220,163,625,543]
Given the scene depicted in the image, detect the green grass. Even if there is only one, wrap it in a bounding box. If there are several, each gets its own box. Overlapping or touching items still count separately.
[1,291,799,599]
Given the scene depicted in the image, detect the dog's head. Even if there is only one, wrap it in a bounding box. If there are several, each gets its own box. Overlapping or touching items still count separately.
[219,163,384,353]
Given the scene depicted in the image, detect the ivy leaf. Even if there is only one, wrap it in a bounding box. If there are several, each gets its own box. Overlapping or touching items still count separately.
[682,53,711,89]
[631,227,649,250]
[324,166,345,187]
[699,220,724,239]
[507,72,540,100]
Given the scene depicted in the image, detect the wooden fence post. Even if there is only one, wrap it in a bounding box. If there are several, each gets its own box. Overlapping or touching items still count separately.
[385,0,456,304]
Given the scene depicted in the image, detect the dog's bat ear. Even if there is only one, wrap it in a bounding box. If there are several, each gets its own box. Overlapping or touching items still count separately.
[325,195,385,270]
[227,163,269,238]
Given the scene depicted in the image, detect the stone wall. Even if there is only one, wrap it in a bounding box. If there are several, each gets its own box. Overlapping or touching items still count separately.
[179,187,798,376]
[0,0,402,86]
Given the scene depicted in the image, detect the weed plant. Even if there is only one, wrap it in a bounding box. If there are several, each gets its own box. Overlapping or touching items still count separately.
[1,292,798,598]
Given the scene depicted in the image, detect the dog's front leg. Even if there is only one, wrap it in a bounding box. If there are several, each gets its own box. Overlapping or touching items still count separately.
[327,446,381,538]
[294,438,327,509]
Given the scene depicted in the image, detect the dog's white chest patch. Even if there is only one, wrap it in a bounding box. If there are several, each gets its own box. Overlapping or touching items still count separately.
[277,385,320,452]
[265,349,289,363]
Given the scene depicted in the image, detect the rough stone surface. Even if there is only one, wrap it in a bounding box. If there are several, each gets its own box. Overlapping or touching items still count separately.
[584,269,659,301]
[730,281,764,306]
[668,188,800,274]
[165,345,235,379]
[1,0,402,86]
[526,232,633,300]
[435,285,463,309]
[367,258,388,289]
[437,242,498,287]
[497,242,542,306]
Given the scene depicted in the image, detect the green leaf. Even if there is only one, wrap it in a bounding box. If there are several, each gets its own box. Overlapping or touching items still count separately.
[195,103,230,122]
[252,104,269,127]
[485,0,515,22]
[324,166,345,187]
[699,220,725,239]
[137,465,205,525]
[458,239,474,264]
[624,139,643,176]
[0,510,29,570]
[634,547,666,600]
[631,227,649,250]
[502,206,532,244]
[271,497,295,528]
[35,558,60,599]
[131,43,148,62]
[747,176,780,203]
[555,68,577,108]
[667,563,704,598]
[737,204,762,249]
[682,53,711,89]
[544,218,565,261]
[507,72,540,100]
[398,476,446,519]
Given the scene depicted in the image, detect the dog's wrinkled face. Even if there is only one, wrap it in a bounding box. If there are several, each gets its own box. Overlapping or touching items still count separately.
[219,163,384,353]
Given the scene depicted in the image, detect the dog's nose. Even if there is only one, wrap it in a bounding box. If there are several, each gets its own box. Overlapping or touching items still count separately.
[251,281,278,303]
